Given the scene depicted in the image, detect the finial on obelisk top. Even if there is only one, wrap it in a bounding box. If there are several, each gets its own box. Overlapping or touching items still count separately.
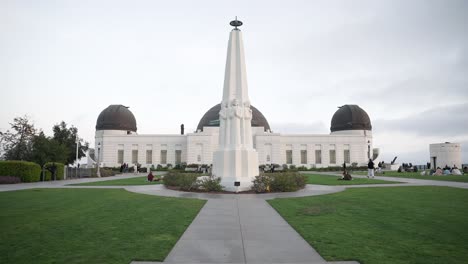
[229,16,243,30]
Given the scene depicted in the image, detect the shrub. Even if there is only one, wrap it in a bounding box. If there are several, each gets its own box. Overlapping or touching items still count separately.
[91,168,116,177]
[198,177,223,192]
[0,176,21,184]
[163,172,198,191]
[164,172,223,192]
[103,167,122,173]
[155,164,168,171]
[178,174,199,191]
[252,174,272,193]
[297,166,308,171]
[0,161,41,182]
[270,173,300,192]
[43,162,65,181]
[254,172,306,193]
[294,172,306,188]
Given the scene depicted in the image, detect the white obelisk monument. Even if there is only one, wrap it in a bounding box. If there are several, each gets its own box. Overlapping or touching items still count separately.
[212,18,259,192]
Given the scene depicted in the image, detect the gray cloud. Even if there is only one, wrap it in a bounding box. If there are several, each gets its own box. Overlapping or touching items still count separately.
[1,0,468,165]
[373,103,468,137]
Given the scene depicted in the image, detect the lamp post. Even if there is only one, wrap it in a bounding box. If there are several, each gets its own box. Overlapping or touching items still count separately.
[75,136,79,178]
[97,142,101,177]
[367,140,371,159]
[75,136,79,164]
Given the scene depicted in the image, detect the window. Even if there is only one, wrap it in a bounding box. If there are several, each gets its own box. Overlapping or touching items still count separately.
[175,150,182,165]
[286,150,292,164]
[344,144,350,163]
[160,150,167,164]
[329,144,336,164]
[117,150,124,164]
[329,150,336,164]
[315,145,322,164]
[132,150,138,164]
[197,155,201,162]
[300,150,307,164]
[146,150,152,164]
[265,143,272,163]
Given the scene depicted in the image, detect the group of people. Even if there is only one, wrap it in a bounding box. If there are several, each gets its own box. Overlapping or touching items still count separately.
[340,162,353,181]
[427,165,463,176]
[119,163,139,174]
[338,159,377,180]
[146,171,161,182]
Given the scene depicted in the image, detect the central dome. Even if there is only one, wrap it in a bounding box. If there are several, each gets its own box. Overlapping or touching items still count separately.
[197,104,271,132]
[96,105,137,132]
[330,104,372,132]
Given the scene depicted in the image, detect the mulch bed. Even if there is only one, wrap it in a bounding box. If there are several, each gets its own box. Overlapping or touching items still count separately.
[164,185,258,194]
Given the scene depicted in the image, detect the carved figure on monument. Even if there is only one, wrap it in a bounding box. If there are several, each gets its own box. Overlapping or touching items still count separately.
[219,107,228,120]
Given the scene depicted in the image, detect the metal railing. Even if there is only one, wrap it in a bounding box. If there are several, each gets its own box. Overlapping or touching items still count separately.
[66,167,93,178]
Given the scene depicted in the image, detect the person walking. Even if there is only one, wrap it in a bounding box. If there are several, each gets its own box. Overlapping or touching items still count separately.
[133,164,138,175]
[367,159,375,178]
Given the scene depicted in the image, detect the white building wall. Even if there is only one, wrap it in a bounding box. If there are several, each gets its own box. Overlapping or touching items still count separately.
[95,130,187,168]
[96,128,373,168]
[429,143,462,169]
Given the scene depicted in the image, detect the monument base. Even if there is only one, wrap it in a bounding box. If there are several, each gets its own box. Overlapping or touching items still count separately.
[212,148,259,192]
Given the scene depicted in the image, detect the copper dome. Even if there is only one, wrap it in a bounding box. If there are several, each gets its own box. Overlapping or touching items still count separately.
[96,105,137,132]
[197,104,270,132]
[330,105,372,132]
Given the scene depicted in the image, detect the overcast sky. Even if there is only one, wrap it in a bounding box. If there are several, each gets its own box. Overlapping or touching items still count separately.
[1,0,467,164]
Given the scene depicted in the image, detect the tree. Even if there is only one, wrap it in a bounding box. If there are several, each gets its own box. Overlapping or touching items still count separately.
[0,116,36,160]
[52,121,88,165]
[30,132,69,166]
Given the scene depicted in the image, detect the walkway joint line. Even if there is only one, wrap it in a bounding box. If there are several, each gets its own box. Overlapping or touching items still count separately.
[236,198,247,264]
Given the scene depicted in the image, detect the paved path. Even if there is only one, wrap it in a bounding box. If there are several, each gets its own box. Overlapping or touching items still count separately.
[163,198,332,264]
[2,172,468,264]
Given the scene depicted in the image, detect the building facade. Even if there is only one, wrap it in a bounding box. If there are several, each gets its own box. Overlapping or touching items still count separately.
[430,142,462,169]
[94,104,377,169]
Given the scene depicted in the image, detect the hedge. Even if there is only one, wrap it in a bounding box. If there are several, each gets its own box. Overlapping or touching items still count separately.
[163,172,199,191]
[253,172,306,193]
[43,162,65,181]
[0,161,41,182]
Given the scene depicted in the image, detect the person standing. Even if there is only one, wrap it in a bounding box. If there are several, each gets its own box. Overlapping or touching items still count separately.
[134,164,138,175]
[367,159,375,178]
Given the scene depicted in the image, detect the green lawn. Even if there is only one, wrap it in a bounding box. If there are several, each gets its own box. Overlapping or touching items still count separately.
[354,171,468,182]
[0,188,205,264]
[70,176,163,186]
[269,186,468,264]
[305,173,401,185]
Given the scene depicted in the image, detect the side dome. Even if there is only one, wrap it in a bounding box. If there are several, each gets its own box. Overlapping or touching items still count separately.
[96,105,137,132]
[197,104,271,132]
[330,104,372,132]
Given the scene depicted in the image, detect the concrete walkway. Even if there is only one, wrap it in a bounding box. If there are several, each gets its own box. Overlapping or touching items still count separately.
[163,198,332,264]
[2,172,468,264]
